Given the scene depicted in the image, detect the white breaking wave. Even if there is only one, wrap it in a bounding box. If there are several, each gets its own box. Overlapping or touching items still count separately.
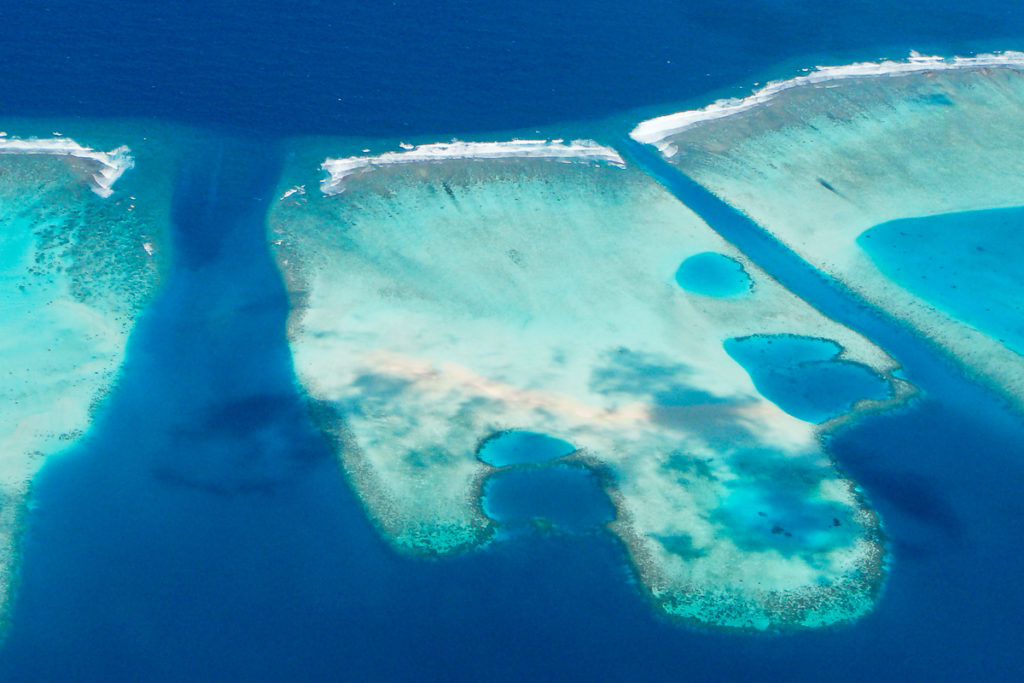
[320,139,626,194]
[631,51,1024,154]
[0,136,134,197]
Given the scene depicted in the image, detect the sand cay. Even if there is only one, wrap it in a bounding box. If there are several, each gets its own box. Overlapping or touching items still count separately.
[270,143,908,630]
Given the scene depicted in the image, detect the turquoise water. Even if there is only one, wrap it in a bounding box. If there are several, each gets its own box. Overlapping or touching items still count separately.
[674,251,752,297]
[725,334,842,367]
[858,206,1024,354]
[477,431,578,467]
[482,464,615,532]
[724,335,891,424]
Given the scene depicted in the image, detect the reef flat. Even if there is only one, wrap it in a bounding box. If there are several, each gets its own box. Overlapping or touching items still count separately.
[270,138,906,629]
[0,129,169,633]
[632,53,1024,408]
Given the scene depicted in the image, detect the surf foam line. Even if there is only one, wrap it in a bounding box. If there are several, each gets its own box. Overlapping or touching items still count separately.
[617,136,1017,417]
[0,136,133,197]
[631,51,1024,153]
[320,139,626,194]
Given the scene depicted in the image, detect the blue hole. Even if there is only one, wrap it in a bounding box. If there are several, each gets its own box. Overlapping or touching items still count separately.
[858,205,1024,355]
[725,334,891,423]
[482,464,615,532]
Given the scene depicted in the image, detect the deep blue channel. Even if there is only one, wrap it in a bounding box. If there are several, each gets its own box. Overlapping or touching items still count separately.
[2,0,1024,135]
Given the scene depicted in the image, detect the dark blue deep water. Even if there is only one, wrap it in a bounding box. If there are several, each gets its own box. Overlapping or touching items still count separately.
[2,2,1024,681]
[2,0,1024,135]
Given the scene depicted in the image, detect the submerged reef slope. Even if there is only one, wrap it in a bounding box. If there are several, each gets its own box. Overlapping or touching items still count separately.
[632,53,1024,407]
[0,133,167,633]
[271,139,906,630]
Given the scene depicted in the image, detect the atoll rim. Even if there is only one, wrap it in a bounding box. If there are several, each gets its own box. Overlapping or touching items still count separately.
[271,135,902,629]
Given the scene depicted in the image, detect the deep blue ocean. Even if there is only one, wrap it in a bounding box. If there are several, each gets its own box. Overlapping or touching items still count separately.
[2,2,1024,680]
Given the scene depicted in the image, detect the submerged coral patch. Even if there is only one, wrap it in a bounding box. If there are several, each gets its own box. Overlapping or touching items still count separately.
[715,450,859,555]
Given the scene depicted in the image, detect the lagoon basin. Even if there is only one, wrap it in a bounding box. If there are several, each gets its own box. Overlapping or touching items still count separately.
[725,335,891,423]
[858,206,1024,355]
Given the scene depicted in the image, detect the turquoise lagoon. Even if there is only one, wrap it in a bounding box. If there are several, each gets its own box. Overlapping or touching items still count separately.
[859,206,1024,355]
[674,251,752,297]
[725,335,892,424]
[477,430,578,468]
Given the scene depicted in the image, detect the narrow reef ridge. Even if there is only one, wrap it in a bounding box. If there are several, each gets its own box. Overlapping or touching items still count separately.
[631,50,1024,151]
[270,141,909,630]
[320,139,625,194]
[0,134,134,197]
[632,52,1024,409]
[0,133,169,635]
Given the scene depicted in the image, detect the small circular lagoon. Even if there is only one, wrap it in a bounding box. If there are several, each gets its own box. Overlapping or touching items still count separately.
[476,430,577,467]
[674,251,752,297]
